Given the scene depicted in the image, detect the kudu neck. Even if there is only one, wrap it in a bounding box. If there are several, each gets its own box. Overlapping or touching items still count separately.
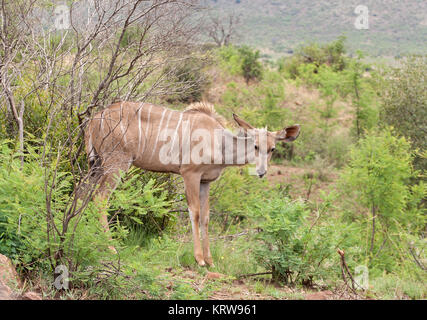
[221,129,255,167]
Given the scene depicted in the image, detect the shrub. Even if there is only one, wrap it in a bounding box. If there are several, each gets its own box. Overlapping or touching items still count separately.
[279,36,347,79]
[0,142,52,265]
[108,168,175,238]
[339,128,425,272]
[238,46,263,84]
[379,55,427,171]
[218,45,263,84]
[249,195,337,285]
[210,167,269,231]
[0,141,179,297]
[0,141,117,271]
[342,52,379,138]
[164,56,211,104]
[218,45,243,76]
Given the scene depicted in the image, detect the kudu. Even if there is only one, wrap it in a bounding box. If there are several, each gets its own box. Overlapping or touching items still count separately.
[84,101,300,266]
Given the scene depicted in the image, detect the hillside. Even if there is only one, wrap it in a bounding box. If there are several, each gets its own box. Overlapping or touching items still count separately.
[206,0,427,57]
[0,0,425,301]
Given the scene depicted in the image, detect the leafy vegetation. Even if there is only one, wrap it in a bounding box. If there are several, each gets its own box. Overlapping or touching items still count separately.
[379,55,427,172]
[339,128,425,275]
[250,195,337,286]
[0,20,425,300]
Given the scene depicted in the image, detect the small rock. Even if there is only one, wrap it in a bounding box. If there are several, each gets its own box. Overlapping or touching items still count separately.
[0,254,22,300]
[206,272,224,280]
[0,283,14,300]
[0,254,22,287]
[0,254,41,300]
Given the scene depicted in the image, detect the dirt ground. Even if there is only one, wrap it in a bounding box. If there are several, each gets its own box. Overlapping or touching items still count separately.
[163,267,364,300]
[266,164,338,202]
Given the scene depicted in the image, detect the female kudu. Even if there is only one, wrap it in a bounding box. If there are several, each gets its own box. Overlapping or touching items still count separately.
[85,101,300,266]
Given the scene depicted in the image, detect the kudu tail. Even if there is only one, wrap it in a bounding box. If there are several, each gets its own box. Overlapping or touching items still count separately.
[84,126,101,177]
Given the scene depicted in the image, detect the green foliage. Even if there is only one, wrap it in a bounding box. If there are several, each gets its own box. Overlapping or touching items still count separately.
[343,52,379,137]
[0,141,117,270]
[0,142,48,264]
[249,195,337,285]
[0,141,183,299]
[339,128,425,272]
[370,275,427,299]
[109,168,175,238]
[218,70,288,131]
[379,55,427,171]
[210,167,269,230]
[218,45,244,76]
[218,45,263,84]
[279,36,347,79]
[238,46,263,84]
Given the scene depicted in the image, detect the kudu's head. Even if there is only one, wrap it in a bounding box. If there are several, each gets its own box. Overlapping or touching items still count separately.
[233,114,300,178]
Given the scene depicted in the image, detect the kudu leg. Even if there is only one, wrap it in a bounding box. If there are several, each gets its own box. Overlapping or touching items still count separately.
[200,182,213,266]
[94,157,132,252]
[182,173,205,266]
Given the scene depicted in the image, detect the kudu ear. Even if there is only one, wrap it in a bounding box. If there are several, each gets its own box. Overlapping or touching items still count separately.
[233,113,254,130]
[274,124,300,142]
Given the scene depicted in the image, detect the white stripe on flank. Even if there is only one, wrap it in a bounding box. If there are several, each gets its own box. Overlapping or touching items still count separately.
[150,108,168,160]
[100,110,105,132]
[137,104,143,155]
[160,110,174,154]
[88,133,95,161]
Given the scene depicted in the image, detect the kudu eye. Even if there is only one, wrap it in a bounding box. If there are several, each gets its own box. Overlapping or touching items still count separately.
[254,145,259,151]
[271,147,275,153]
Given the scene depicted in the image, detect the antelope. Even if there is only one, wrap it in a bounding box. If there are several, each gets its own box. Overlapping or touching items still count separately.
[84,101,300,266]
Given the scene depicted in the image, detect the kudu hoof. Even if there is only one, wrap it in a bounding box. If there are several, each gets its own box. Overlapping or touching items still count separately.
[205,258,215,267]
[195,258,206,267]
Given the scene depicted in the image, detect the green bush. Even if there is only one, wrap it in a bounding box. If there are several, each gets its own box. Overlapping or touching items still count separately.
[342,52,379,138]
[108,168,175,239]
[210,167,269,231]
[0,141,180,296]
[0,142,52,265]
[218,45,263,84]
[379,55,427,171]
[238,46,263,84]
[249,195,337,285]
[0,141,117,270]
[218,45,243,76]
[279,36,347,79]
[339,128,425,273]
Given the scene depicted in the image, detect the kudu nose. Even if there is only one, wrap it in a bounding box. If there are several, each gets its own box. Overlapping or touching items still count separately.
[257,171,266,178]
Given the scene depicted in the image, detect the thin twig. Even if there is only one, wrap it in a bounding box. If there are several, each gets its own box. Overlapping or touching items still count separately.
[237,272,272,279]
